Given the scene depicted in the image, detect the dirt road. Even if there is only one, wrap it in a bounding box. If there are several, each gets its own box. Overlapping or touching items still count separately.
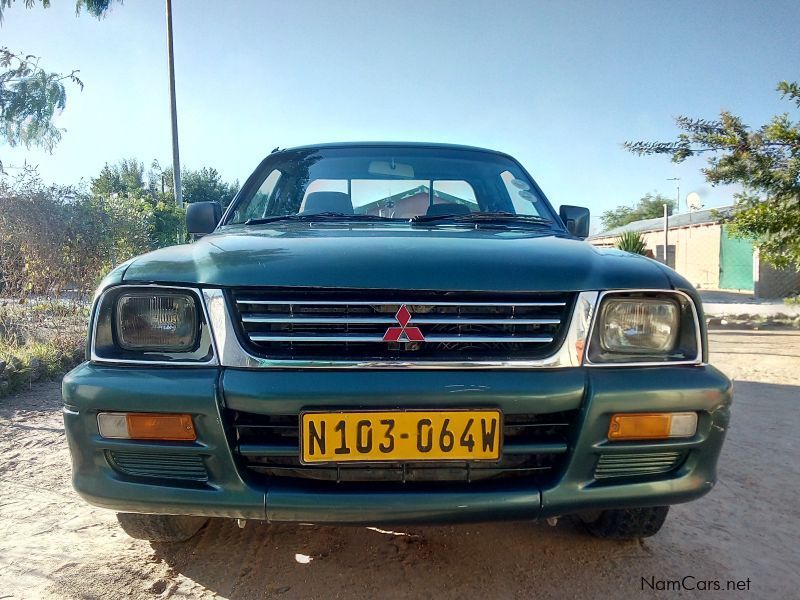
[1,331,798,599]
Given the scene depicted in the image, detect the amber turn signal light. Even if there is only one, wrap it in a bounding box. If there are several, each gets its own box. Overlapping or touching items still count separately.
[608,412,697,441]
[98,412,196,441]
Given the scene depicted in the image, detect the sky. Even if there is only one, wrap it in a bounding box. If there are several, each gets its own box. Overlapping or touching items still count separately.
[2,0,799,231]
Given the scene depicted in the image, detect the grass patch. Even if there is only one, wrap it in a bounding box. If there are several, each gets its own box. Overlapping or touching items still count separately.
[0,336,84,397]
[0,300,87,398]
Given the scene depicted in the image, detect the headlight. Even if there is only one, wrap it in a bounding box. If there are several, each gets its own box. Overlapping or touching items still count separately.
[586,292,701,365]
[599,298,678,354]
[116,292,198,351]
[90,286,215,364]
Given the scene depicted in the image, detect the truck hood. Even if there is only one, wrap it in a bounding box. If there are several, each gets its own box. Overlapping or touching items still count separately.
[121,224,672,292]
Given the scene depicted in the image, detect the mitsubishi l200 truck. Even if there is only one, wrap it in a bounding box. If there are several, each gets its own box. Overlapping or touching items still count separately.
[62,143,731,542]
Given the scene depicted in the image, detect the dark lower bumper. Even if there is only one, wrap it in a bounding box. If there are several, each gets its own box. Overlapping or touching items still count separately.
[62,364,731,524]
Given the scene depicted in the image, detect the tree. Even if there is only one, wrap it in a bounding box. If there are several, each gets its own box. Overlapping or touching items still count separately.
[600,193,676,230]
[88,159,239,246]
[162,165,239,207]
[0,0,121,167]
[0,49,83,157]
[624,80,800,268]
[90,159,146,197]
[90,158,184,247]
[0,1,117,20]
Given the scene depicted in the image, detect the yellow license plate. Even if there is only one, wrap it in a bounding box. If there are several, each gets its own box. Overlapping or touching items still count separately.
[301,410,502,463]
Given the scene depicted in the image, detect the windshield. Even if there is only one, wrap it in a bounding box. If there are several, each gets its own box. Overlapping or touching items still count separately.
[224,146,557,225]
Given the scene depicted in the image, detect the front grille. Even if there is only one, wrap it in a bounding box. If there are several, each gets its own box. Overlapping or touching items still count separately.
[229,289,574,361]
[594,451,685,479]
[107,450,208,481]
[228,410,576,487]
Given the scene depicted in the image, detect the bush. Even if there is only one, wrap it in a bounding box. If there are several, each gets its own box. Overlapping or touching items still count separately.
[0,170,184,298]
[616,230,648,255]
[0,169,185,392]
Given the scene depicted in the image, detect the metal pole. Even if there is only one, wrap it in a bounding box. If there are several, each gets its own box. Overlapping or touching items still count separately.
[663,203,669,266]
[667,177,680,213]
[166,0,182,208]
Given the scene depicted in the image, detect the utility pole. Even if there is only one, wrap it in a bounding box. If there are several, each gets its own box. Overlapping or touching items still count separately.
[663,203,669,266]
[667,177,680,213]
[166,0,182,207]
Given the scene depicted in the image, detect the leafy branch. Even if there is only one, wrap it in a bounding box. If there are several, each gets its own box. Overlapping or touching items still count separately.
[0,47,84,158]
[0,0,121,169]
[623,80,800,268]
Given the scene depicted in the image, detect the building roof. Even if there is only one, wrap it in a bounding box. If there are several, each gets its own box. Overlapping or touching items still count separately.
[590,206,734,240]
[358,184,477,211]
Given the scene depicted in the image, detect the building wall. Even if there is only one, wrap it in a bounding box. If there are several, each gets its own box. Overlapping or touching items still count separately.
[593,224,723,290]
[755,251,800,299]
[663,224,722,290]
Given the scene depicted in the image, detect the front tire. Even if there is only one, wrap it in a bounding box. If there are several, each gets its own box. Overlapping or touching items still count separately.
[580,506,669,539]
[116,513,208,542]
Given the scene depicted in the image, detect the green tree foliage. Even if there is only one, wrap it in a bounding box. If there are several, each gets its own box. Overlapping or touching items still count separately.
[88,159,239,246]
[0,50,83,158]
[163,166,239,207]
[615,230,648,255]
[624,81,800,268]
[600,193,676,230]
[90,159,146,197]
[0,0,117,22]
[0,0,121,165]
[90,159,186,247]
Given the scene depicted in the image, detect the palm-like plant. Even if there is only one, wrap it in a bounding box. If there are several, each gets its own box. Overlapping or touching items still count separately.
[616,230,648,255]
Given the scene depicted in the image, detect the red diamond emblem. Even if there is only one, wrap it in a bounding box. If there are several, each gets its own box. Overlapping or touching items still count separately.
[383,305,425,342]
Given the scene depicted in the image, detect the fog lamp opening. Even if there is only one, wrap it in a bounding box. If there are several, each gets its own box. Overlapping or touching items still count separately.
[608,412,697,441]
[98,412,196,441]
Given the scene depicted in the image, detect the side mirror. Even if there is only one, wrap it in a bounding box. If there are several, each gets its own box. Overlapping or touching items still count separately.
[186,201,222,236]
[559,205,590,238]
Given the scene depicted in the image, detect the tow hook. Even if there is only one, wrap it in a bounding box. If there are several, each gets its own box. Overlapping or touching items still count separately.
[546,517,559,527]
[237,519,247,529]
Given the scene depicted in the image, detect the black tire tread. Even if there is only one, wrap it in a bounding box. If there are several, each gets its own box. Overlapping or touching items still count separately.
[583,506,669,539]
[116,513,208,542]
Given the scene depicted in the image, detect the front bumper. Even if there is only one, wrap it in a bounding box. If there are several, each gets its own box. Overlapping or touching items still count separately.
[62,364,731,524]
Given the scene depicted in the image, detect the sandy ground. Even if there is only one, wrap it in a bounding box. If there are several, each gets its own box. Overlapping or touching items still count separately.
[1,331,798,599]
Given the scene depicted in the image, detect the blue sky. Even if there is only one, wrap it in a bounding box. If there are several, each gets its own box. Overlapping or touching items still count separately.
[2,0,799,229]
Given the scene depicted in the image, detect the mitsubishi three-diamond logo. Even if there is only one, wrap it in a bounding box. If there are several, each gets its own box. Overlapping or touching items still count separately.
[383,305,425,343]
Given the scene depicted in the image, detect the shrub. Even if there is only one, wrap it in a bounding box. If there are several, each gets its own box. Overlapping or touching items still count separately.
[616,230,648,255]
[0,169,185,392]
[0,170,184,298]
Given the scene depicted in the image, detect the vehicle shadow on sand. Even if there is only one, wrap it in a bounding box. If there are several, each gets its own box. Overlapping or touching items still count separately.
[148,517,653,598]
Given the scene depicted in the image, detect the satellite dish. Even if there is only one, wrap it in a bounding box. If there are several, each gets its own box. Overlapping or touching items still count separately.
[686,192,703,211]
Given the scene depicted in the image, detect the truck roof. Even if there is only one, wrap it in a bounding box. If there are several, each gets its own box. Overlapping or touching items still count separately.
[277,141,510,157]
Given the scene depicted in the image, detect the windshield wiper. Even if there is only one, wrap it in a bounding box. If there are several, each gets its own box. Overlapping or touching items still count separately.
[410,211,552,227]
[244,212,400,225]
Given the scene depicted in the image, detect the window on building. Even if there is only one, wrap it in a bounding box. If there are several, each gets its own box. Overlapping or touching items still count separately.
[656,244,676,268]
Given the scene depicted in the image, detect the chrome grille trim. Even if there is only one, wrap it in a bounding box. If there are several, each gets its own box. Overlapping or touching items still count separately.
[242,315,397,324]
[203,289,599,369]
[248,334,555,344]
[241,314,561,326]
[235,299,567,307]
[233,292,571,361]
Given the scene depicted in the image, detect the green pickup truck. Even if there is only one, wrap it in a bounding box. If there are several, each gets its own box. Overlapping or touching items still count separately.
[62,142,731,542]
